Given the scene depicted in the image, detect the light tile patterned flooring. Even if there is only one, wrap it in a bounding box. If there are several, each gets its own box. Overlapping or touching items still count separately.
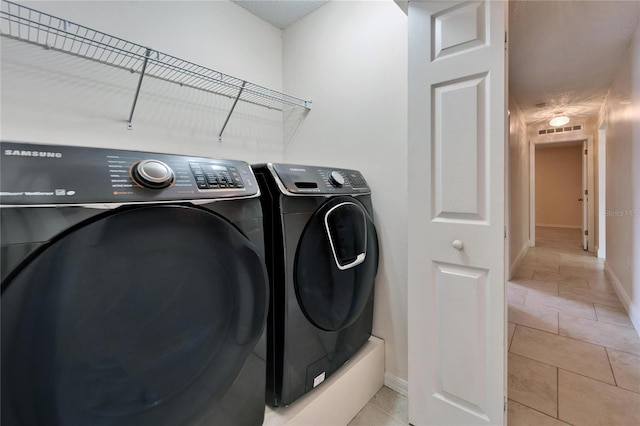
[508,227,640,425]
[349,226,640,426]
[348,385,407,425]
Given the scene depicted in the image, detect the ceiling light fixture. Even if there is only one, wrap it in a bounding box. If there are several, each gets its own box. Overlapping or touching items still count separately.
[549,115,570,127]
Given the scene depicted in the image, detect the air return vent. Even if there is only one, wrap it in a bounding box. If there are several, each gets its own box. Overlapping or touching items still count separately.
[538,124,583,135]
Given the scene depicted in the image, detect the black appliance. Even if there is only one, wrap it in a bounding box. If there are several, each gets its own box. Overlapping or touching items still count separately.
[1,141,269,426]
[252,163,378,407]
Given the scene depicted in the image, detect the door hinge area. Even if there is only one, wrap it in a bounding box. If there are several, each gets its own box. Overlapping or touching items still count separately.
[585,149,588,155]
[585,230,589,236]
[585,189,588,195]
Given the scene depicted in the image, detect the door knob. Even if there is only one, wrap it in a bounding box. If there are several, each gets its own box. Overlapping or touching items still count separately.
[578,198,584,201]
[452,240,464,250]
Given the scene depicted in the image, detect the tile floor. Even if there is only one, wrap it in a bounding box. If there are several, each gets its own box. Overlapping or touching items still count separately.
[348,385,408,426]
[508,227,640,425]
[348,226,640,426]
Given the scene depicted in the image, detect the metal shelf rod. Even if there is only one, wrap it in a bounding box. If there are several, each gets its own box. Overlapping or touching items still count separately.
[127,48,151,130]
[218,81,246,143]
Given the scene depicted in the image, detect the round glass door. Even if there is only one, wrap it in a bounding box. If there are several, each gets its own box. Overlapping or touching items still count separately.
[1,205,268,425]
[294,196,378,331]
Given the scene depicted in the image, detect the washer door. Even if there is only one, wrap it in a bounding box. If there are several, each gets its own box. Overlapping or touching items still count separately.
[294,196,378,332]
[1,205,268,426]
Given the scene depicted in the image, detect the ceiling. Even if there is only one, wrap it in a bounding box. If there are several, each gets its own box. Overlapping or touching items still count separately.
[509,0,640,127]
[231,0,329,29]
[233,0,640,127]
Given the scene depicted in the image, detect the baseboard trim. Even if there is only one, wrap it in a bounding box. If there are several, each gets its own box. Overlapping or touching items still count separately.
[384,373,408,397]
[510,241,530,280]
[536,223,582,229]
[604,262,640,336]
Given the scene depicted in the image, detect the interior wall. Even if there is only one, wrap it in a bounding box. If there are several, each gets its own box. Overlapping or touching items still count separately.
[599,21,640,332]
[535,145,583,229]
[1,1,285,163]
[508,95,530,274]
[281,0,409,387]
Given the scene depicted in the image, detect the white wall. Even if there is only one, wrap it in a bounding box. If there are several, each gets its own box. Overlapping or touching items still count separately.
[508,96,530,275]
[282,0,409,388]
[1,1,284,163]
[599,22,640,332]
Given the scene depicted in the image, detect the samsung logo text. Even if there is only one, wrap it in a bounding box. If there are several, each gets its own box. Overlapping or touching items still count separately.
[4,150,63,158]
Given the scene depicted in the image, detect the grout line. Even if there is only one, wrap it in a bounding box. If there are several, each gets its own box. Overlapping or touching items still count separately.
[601,346,640,357]
[604,347,618,387]
[509,324,516,352]
[556,366,623,388]
[361,403,402,426]
[556,314,640,356]
[509,324,623,384]
[521,297,598,323]
[371,388,408,423]
[507,398,563,422]
[508,352,558,373]
[557,364,560,419]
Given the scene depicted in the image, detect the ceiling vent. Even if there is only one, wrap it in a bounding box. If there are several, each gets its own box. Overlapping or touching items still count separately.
[538,124,583,135]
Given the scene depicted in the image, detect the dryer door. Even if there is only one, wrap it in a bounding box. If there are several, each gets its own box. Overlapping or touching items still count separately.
[1,205,268,426]
[294,196,378,331]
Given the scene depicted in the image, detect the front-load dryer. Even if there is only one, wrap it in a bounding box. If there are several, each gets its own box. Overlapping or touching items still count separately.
[252,163,378,407]
[1,141,269,426]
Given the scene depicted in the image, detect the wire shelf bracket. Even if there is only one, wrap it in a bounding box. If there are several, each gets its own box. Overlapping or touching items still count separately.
[127,48,152,130]
[0,0,313,138]
[219,81,246,143]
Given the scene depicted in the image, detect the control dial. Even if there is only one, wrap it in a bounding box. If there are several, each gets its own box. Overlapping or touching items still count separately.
[328,170,345,187]
[131,159,175,189]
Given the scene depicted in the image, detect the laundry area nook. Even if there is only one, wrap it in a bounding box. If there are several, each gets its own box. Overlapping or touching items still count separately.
[0,0,400,424]
[2,0,640,425]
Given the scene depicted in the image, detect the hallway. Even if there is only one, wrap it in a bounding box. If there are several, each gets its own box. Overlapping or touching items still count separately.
[508,227,640,425]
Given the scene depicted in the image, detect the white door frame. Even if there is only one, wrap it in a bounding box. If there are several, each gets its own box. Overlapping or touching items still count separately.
[529,134,595,251]
[597,121,607,259]
[582,140,589,250]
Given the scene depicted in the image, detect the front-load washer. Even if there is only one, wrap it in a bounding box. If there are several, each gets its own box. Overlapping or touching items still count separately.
[1,141,269,426]
[252,163,378,407]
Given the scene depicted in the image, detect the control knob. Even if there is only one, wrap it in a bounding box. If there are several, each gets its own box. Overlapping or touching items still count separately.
[328,170,345,187]
[131,159,175,189]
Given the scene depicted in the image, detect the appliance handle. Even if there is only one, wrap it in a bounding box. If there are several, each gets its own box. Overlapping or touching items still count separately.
[324,202,367,271]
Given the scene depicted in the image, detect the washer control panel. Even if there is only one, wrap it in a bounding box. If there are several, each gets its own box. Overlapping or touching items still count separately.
[0,142,258,205]
[189,162,245,190]
[268,163,370,195]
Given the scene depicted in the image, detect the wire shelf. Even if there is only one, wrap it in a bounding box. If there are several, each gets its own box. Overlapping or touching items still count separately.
[0,0,311,136]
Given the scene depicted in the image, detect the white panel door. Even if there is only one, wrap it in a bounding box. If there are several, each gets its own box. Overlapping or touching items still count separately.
[407,1,507,425]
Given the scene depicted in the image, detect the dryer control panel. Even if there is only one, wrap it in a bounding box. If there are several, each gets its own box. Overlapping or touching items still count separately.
[0,141,259,205]
[267,163,371,195]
